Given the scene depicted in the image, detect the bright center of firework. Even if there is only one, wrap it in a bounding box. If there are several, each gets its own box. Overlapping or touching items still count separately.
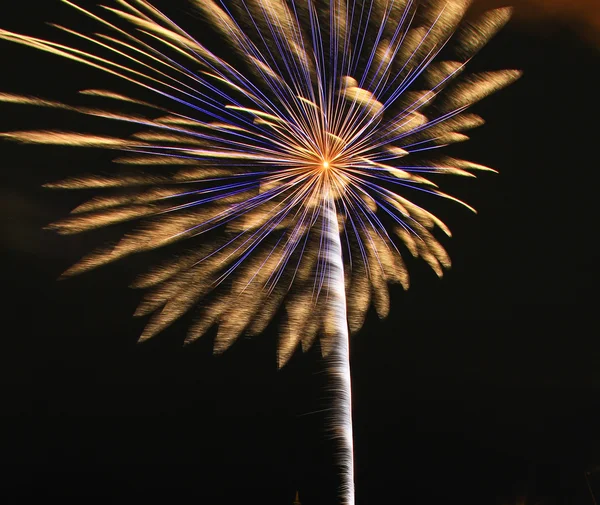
[322,160,330,170]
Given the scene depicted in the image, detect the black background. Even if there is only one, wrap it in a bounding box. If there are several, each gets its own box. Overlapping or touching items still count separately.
[0,1,599,504]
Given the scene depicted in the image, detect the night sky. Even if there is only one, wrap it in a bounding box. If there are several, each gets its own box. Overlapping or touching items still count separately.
[0,1,599,504]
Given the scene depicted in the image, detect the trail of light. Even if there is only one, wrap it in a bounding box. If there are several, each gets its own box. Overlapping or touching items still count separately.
[322,195,354,505]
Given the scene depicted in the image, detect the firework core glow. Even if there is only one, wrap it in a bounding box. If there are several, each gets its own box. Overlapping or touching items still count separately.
[0,1,521,503]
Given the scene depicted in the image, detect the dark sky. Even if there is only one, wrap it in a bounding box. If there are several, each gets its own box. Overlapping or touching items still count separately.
[0,1,599,504]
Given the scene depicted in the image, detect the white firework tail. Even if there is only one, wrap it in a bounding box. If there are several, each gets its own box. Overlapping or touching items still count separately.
[322,195,355,504]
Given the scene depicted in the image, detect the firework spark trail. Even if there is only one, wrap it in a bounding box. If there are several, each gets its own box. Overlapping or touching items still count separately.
[321,194,355,504]
[0,1,521,502]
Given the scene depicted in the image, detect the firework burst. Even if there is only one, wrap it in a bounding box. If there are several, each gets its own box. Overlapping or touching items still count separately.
[0,1,520,503]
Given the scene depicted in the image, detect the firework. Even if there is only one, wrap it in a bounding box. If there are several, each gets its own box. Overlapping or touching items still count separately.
[0,1,520,503]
